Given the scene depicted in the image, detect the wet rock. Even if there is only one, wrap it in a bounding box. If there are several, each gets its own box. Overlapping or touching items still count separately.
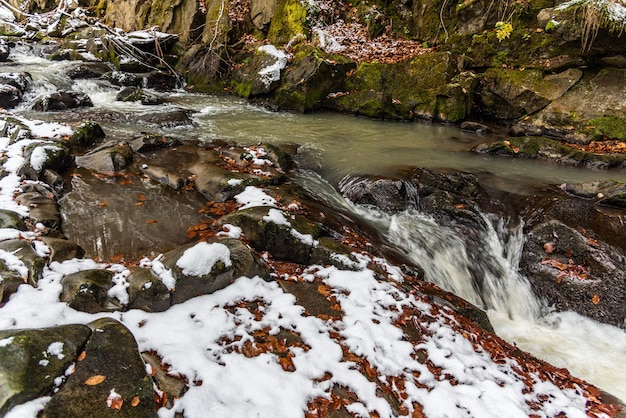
[0,84,21,109]
[218,207,322,265]
[271,45,356,112]
[75,142,133,174]
[521,220,626,327]
[60,269,120,313]
[0,40,9,61]
[100,71,143,87]
[473,136,626,168]
[508,124,527,137]
[0,239,46,286]
[38,237,85,263]
[116,87,164,105]
[15,191,61,229]
[0,72,32,92]
[128,132,180,153]
[68,121,106,148]
[339,176,409,213]
[145,70,179,91]
[19,141,71,181]
[126,267,171,312]
[32,91,94,112]
[0,261,25,304]
[138,164,187,190]
[43,318,157,417]
[161,238,270,305]
[41,169,64,193]
[460,121,492,134]
[66,62,114,79]
[232,45,288,97]
[0,209,26,230]
[0,21,25,37]
[134,108,193,127]
[0,324,92,415]
[0,116,30,142]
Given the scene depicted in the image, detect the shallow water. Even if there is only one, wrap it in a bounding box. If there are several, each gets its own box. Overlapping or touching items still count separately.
[7,44,626,401]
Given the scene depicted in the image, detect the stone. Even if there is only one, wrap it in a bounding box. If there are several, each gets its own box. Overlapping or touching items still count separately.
[218,207,322,265]
[126,267,171,312]
[66,62,113,79]
[0,84,21,109]
[68,121,106,148]
[75,142,133,174]
[339,176,409,213]
[42,318,157,417]
[19,142,71,181]
[0,239,46,286]
[521,220,626,327]
[0,72,32,92]
[15,191,62,229]
[128,132,180,153]
[161,238,270,305]
[0,325,92,415]
[116,87,164,105]
[60,269,120,313]
[0,209,26,230]
[32,91,94,112]
[100,71,143,87]
[0,40,9,61]
[145,71,179,91]
[460,121,492,134]
[38,237,85,263]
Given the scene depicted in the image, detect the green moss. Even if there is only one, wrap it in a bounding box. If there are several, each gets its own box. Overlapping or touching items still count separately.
[586,117,626,141]
[267,0,308,46]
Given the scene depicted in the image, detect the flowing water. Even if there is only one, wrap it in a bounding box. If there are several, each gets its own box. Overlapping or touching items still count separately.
[5,44,626,400]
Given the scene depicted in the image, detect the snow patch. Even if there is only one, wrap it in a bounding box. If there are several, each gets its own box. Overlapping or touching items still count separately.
[176,242,232,277]
[235,186,277,209]
[257,45,288,88]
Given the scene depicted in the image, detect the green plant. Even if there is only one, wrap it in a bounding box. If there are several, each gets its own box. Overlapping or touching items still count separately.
[495,21,513,41]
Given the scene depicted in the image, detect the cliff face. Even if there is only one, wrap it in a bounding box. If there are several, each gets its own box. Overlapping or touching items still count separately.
[18,0,626,140]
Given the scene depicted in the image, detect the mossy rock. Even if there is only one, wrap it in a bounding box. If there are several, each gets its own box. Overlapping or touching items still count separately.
[0,209,26,230]
[68,121,106,148]
[0,239,46,286]
[585,116,626,141]
[266,0,307,46]
[474,136,626,168]
[0,325,92,415]
[19,142,72,180]
[60,269,119,313]
[273,45,356,112]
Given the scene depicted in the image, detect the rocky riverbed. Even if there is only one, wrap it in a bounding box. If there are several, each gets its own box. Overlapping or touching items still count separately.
[1,2,626,417]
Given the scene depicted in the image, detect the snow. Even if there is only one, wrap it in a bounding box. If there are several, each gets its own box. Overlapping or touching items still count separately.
[176,242,232,276]
[29,144,57,171]
[257,45,289,88]
[46,342,65,359]
[262,208,291,226]
[0,336,14,347]
[0,6,16,22]
[4,397,51,418]
[216,224,243,238]
[234,186,277,209]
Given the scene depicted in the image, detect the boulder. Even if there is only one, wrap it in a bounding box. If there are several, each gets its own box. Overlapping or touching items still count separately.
[479,68,583,120]
[38,237,85,263]
[75,142,133,174]
[19,141,71,181]
[217,207,322,265]
[232,44,289,97]
[66,62,114,79]
[60,269,120,313]
[15,191,62,229]
[0,72,32,92]
[521,220,626,327]
[161,238,269,305]
[126,267,171,312]
[100,71,143,87]
[42,318,157,417]
[0,325,92,415]
[32,91,94,112]
[68,121,106,148]
[128,132,180,153]
[0,209,26,231]
[0,84,21,109]
[116,87,164,105]
[0,239,46,286]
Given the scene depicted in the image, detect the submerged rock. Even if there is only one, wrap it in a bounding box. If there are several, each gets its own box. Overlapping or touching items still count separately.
[32,91,93,112]
[116,87,164,105]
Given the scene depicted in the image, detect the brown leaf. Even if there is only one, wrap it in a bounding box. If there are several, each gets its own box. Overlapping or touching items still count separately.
[84,375,106,385]
[98,202,109,208]
[592,294,600,305]
[146,219,158,225]
[543,242,555,254]
[131,396,140,407]
[279,355,296,372]
[77,351,86,362]
[134,201,144,206]
[317,284,332,298]
[106,391,123,410]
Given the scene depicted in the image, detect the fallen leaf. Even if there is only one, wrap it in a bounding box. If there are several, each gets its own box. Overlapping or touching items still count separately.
[106,390,123,410]
[279,355,296,372]
[98,202,109,208]
[592,294,600,305]
[317,284,332,298]
[543,242,555,254]
[131,396,140,407]
[146,219,158,225]
[84,375,106,385]
[134,201,144,206]
[77,351,86,361]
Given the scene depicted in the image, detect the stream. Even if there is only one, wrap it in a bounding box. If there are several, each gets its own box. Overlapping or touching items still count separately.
[5,43,626,401]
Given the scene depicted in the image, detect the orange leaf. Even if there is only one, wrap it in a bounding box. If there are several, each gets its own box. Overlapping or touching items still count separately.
[106,391,123,410]
[279,355,296,372]
[84,375,106,385]
[592,294,600,305]
[98,202,109,208]
[134,201,144,206]
[543,242,555,254]
[317,284,332,298]
[77,351,86,362]
[146,219,158,225]
[131,396,140,407]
